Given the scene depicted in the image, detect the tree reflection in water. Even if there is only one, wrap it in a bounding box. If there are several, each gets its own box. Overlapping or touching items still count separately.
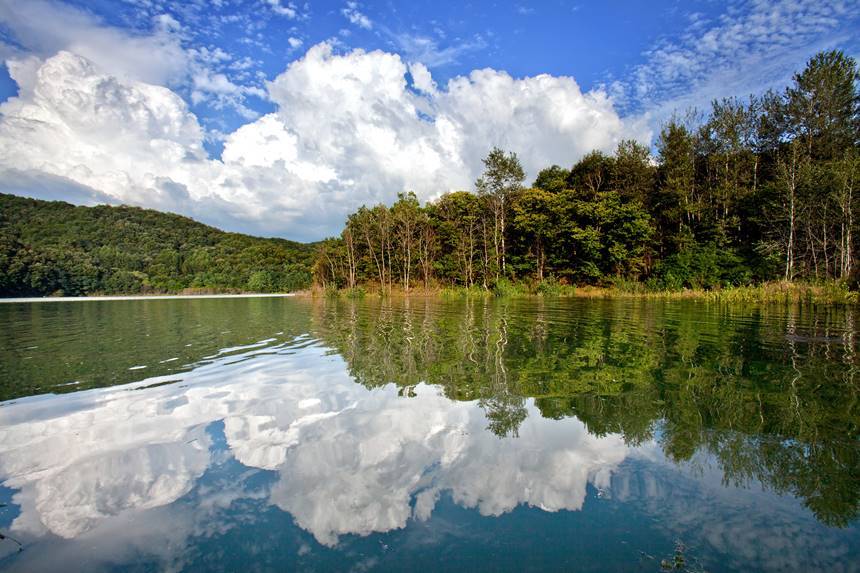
[310,297,859,527]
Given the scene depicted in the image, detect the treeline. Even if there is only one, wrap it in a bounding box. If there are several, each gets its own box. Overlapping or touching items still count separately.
[315,50,860,292]
[0,194,314,297]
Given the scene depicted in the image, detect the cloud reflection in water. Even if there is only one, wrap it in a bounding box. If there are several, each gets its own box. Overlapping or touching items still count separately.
[0,339,627,546]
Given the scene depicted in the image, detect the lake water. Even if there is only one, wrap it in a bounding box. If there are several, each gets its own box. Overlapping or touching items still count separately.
[0,296,858,572]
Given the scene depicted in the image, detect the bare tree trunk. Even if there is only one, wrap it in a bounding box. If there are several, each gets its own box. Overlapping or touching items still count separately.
[482,218,490,289]
[840,221,846,278]
[823,205,829,278]
[808,220,819,279]
[344,228,357,289]
[467,222,475,287]
[784,146,798,282]
[785,186,795,281]
[363,226,383,288]
[848,185,854,278]
[537,237,544,281]
[500,200,506,277]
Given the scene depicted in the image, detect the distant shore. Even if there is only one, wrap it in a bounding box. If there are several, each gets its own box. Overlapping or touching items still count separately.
[0,293,296,303]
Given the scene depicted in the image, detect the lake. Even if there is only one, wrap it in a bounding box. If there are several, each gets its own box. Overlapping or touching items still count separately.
[0,296,858,572]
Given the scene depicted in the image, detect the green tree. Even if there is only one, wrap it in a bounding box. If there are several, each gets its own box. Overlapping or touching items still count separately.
[611,139,654,204]
[391,192,421,291]
[476,147,525,281]
[511,188,556,280]
[786,50,859,161]
[247,270,275,292]
[568,150,613,197]
[430,191,484,286]
[533,165,570,193]
[655,119,699,252]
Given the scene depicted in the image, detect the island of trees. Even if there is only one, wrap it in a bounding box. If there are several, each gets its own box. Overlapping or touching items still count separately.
[314,50,860,297]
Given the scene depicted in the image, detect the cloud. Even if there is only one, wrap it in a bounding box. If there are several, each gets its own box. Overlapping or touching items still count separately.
[341,1,373,30]
[613,0,860,125]
[0,0,189,86]
[0,334,628,546]
[0,169,119,206]
[266,0,298,18]
[0,43,645,241]
[389,32,487,68]
[266,387,627,546]
[0,0,270,121]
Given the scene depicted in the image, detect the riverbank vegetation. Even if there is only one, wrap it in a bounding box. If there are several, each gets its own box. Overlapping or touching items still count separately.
[314,51,860,301]
[316,279,859,305]
[0,194,314,296]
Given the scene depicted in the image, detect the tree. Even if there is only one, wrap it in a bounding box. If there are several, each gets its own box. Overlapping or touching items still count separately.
[655,119,698,251]
[342,225,358,290]
[476,148,525,280]
[247,270,275,292]
[568,150,613,197]
[351,205,391,292]
[313,238,346,289]
[832,149,859,278]
[773,140,807,280]
[391,192,421,291]
[533,165,570,193]
[511,188,555,280]
[416,208,435,289]
[611,140,654,205]
[701,97,760,224]
[431,192,484,287]
[786,50,859,161]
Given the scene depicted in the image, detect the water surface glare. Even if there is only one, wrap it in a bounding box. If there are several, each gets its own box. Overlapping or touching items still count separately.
[0,297,858,572]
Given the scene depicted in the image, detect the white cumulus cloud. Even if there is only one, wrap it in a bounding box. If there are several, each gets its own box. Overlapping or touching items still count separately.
[0,0,189,86]
[0,42,646,240]
[342,1,373,30]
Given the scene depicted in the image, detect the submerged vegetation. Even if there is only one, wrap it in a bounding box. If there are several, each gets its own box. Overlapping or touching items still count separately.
[315,51,860,299]
[0,194,314,296]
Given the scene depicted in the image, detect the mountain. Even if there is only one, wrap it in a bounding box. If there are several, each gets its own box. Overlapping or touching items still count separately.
[0,193,315,297]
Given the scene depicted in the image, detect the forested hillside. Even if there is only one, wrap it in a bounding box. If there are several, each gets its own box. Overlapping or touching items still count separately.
[315,50,860,293]
[0,194,314,296]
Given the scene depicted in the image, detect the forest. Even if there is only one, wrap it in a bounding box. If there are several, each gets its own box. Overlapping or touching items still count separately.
[0,194,314,296]
[314,50,860,294]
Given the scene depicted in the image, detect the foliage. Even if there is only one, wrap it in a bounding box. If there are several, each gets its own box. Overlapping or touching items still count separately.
[314,50,860,295]
[0,194,315,296]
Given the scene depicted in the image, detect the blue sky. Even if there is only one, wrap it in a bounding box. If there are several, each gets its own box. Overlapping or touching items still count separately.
[0,0,857,240]
[0,0,770,148]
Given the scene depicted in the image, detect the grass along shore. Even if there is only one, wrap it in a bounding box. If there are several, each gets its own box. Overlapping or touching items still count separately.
[310,279,860,305]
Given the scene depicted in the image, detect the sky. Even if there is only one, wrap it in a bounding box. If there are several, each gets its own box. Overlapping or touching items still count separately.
[0,0,857,241]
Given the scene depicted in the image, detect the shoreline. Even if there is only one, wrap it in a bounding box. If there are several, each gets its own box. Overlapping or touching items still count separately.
[307,281,859,305]
[0,293,297,304]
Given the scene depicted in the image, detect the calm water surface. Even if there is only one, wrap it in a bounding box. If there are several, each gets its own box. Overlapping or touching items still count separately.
[0,297,858,572]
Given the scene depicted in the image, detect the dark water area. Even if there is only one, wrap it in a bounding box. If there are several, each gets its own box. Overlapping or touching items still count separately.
[0,296,858,572]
